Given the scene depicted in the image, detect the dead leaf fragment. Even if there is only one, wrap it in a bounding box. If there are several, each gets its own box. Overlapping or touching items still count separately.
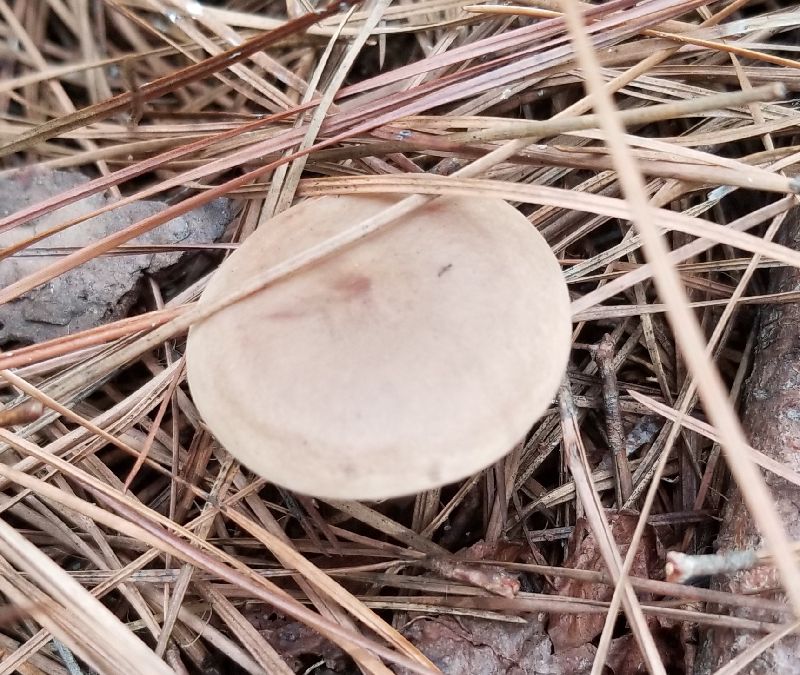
[401,614,589,675]
[547,513,662,651]
[250,612,347,672]
[606,629,684,675]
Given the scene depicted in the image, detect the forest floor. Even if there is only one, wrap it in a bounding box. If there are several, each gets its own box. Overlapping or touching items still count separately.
[0,0,799,673]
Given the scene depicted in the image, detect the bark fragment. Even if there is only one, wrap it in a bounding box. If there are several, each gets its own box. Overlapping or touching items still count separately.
[0,167,231,345]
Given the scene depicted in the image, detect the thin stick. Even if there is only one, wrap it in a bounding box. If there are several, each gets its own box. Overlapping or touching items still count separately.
[665,550,760,584]
[593,334,633,505]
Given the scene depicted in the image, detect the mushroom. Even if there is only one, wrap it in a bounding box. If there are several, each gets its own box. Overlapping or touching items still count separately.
[186,193,571,500]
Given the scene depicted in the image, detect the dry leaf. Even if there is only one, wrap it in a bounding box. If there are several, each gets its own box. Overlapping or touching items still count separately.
[547,513,663,651]
[401,614,590,675]
[250,612,347,672]
[465,539,534,564]
[606,629,684,675]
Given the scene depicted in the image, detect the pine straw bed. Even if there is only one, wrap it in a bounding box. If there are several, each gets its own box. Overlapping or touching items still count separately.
[0,0,799,673]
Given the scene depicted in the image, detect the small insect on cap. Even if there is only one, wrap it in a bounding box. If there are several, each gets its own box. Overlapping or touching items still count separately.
[186,194,571,500]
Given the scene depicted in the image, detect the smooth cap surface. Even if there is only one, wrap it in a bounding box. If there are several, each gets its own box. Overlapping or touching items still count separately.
[186,193,571,499]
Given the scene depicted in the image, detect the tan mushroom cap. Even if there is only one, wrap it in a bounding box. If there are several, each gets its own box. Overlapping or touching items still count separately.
[186,193,571,500]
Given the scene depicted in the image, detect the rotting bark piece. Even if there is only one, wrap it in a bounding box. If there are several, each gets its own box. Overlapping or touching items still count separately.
[0,166,232,345]
[695,218,800,674]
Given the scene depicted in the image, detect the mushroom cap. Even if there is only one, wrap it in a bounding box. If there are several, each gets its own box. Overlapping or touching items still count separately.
[186,193,571,500]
